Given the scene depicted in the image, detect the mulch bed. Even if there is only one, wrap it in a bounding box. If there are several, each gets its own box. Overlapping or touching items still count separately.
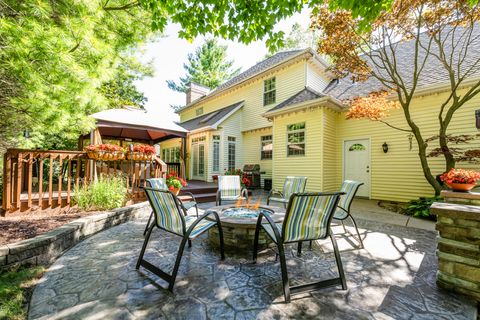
[0,208,99,246]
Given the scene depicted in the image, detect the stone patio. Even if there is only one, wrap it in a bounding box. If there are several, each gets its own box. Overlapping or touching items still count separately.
[29,197,478,319]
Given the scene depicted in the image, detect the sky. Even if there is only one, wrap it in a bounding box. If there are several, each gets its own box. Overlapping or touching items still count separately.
[135,10,310,122]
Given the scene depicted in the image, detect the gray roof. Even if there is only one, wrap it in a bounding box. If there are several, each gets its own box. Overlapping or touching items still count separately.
[215,49,304,92]
[267,87,325,113]
[324,24,480,101]
[179,101,244,131]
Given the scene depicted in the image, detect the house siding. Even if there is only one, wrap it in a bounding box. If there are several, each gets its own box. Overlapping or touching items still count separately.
[322,108,338,192]
[306,62,330,93]
[335,88,480,202]
[272,107,325,192]
[179,60,307,132]
[242,127,273,187]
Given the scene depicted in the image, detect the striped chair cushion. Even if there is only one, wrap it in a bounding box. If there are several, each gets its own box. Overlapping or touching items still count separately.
[146,178,168,190]
[283,176,307,200]
[334,180,362,220]
[185,216,217,239]
[262,222,284,243]
[145,189,184,236]
[218,175,241,199]
[283,194,338,242]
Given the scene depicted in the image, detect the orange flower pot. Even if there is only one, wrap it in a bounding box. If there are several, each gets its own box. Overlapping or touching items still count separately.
[171,188,181,195]
[446,182,476,192]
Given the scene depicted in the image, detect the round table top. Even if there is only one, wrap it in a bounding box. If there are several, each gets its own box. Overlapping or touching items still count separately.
[205,204,285,228]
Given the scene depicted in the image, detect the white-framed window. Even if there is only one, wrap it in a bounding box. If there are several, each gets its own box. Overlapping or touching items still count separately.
[263,77,276,106]
[287,122,305,156]
[196,107,204,116]
[213,135,220,172]
[261,135,273,160]
[228,136,236,170]
[161,147,180,163]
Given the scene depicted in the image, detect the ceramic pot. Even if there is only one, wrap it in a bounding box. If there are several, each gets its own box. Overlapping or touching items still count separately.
[446,182,476,192]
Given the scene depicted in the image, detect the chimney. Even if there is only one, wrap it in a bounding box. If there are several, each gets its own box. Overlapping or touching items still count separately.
[186,82,210,105]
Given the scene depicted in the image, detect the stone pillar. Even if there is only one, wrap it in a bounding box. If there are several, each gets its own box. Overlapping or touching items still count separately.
[431,201,480,301]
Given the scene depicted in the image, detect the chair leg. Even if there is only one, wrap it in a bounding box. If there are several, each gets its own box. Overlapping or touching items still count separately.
[188,239,192,248]
[137,223,155,269]
[168,236,189,292]
[330,233,347,290]
[195,204,199,217]
[309,240,313,250]
[277,241,291,303]
[217,222,225,260]
[143,211,154,236]
[348,214,364,249]
[341,220,347,234]
[252,224,261,263]
[297,241,302,256]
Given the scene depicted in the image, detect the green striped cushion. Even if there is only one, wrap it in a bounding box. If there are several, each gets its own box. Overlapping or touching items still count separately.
[334,180,362,220]
[283,194,338,242]
[185,216,217,239]
[147,178,168,190]
[218,175,241,199]
[283,176,307,199]
[262,222,284,243]
[145,189,184,235]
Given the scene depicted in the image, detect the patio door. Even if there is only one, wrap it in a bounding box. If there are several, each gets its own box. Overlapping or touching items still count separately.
[344,139,371,198]
[191,137,205,180]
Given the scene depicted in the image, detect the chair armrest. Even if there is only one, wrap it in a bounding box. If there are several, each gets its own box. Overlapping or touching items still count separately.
[267,189,284,199]
[241,188,248,198]
[184,210,221,237]
[255,211,282,243]
[179,191,197,203]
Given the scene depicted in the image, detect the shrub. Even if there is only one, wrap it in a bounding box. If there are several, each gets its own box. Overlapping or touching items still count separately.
[74,175,127,211]
[403,196,443,220]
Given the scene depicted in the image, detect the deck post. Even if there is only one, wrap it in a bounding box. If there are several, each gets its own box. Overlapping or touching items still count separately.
[181,137,187,180]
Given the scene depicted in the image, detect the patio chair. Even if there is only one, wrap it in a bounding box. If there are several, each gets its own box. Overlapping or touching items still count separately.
[253,192,346,303]
[333,180,364,248]
[143,178,199,235]
[216,175,248,206]
[137,187,225,292]
[267,176,308,208]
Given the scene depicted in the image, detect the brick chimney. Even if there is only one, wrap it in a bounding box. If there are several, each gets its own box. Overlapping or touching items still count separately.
[186,82,210,105]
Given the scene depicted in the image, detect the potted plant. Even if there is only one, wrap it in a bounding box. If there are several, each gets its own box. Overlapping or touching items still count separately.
[127,144,156,161]
[85,144,125,161]
[440,168,480,192]
[166,173,187,195]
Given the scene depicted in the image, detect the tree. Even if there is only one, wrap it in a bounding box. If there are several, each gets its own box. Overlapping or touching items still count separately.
[140,0,401,51]
[312,1,480,195]
[167,38,240,93]
[99,58,154,109]
[0,0,155,152]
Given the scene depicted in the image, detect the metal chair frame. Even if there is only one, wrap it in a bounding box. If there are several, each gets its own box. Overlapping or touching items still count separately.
[253,192,347,303]
[334,182,364,249]
[137,187,225,292]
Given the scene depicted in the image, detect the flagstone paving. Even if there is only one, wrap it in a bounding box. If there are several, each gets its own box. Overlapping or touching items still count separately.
[29,203,477,320]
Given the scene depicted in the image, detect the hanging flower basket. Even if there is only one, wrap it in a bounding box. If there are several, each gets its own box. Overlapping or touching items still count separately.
[440,168,480,192]
[85,144,125,161]
[126,144,156,161]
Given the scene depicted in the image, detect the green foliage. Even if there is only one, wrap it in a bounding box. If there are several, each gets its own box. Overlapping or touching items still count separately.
[167,38,240,93]
[0,0,155,152]
[403,196,443,220]
[0,265,45,320]
[73,175,127,211]
[140,0,402,51]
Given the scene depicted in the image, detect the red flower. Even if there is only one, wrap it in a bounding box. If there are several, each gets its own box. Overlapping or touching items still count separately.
[440,168,480,185]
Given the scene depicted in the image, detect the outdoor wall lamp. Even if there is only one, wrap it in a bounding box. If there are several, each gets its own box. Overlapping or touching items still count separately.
[23,130,30,139]
[476,109,480,129]
[382,142,389,153]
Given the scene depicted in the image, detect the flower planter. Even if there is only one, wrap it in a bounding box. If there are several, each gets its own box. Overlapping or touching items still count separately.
[126,152,155,161]
[87,150,125,161]
[446,182,476,192]
[171,187,181,195]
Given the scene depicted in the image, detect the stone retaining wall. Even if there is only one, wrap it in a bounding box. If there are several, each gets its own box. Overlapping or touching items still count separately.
[431,202,480,301]
[0,202,150,270]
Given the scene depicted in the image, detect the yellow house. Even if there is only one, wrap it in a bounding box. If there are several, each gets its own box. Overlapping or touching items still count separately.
[162,48,480,203]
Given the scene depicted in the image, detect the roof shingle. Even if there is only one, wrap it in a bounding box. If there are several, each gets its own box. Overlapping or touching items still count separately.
[178,101,244,131]
[266,87,325,113]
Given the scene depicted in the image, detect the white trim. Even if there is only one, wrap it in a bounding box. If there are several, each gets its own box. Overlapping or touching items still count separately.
[342,137,371,199]
[262,96,345,119]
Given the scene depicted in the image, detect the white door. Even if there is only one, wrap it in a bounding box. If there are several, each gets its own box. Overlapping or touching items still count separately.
[344,139,371,198]
[191,142,205,180]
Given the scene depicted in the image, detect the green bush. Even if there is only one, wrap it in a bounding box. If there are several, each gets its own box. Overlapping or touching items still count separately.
[403,196,443,220]
[74,175,127,211]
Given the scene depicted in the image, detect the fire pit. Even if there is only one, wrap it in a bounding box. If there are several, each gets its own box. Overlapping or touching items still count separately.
[205,203,285,253]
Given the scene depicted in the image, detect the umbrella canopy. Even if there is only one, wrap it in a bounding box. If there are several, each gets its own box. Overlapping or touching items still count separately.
[90,107,187,143]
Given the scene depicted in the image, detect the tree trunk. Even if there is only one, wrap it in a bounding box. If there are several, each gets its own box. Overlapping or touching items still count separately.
[438,132,456,173]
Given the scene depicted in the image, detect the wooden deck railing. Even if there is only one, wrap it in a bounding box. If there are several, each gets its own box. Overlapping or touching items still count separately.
[165,162,181,175]
[2,149,167,213]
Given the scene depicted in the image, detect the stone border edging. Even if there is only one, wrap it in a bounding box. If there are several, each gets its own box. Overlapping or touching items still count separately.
[0,202,150,269]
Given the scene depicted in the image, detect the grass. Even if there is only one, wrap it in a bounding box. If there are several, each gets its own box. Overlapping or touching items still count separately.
[74,174,127,211]
[0,265,45,320]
